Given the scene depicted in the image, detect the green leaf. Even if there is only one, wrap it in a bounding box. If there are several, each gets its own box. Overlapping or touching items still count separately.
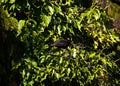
[9,0,15,4]
[12,61,21,70]
[28,80,34,86]
[18,20,25,30]
[22,69,26,78]
[73,48,77,58]
[57,25,62,35]
[111,33,120,42]
[54,5,64,16]
[93,9,100,20]
[117,45,120,50]
[41,14,51,27]
[32,61,37,67]
[101,58,107,64]
[62,25,67,32]
[69,27,74,35]
[67,68,71,76]
[48,6,54,15]
[9,4,15,10]
[41,74,48,82]
[89,52,96,58]
[55,72,60,79]
[0,0,7,3]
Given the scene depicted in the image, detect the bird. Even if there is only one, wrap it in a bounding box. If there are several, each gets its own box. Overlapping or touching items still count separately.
[50,39,71,48]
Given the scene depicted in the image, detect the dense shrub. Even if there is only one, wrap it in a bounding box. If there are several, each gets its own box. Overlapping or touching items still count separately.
[0,0,120,86]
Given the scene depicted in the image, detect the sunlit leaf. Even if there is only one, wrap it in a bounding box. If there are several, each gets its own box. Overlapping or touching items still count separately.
[48,6,54,15]
[93,9,100,20]
[117,45,120,50]
[68,27,74,35]
[32,61,37,67]
[41,74,48,81]
[89,52,96,58]
[101,58,106,64]
[57,25,62,35]
[67,68,71,76]
[9,0,15,4]
[28,80,34,86]
[18,20,25,35]
[59,57,63,64]
[41,14,51,27]
[55,72,60,79]
[22,69,26,77]
[93,41,98,49]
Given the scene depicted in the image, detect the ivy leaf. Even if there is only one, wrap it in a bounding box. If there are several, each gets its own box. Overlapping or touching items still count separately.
[55,72,60,79]
[93,41,98,49]
[48,6,54,15]
[93,9,100,20]
[117,45,120,50]
[68,27,74,35]
[22,69,26,78]
[41,74,48,82]
[67,68,71,76]
[57,25,62,35]
[9,0,15,4]
[89,52,96,58]
[0,0,7,3]
[18,20,25,30]
[32,61,37,67]
[62,25,67,32]
[41,14,51,27]
[17,20,25,36]
[54,5,64,16]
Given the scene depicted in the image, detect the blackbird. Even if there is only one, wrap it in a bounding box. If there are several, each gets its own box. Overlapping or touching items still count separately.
[50,40,71,48]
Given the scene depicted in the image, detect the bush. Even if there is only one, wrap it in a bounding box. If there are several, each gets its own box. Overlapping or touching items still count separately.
[0,0,120,86]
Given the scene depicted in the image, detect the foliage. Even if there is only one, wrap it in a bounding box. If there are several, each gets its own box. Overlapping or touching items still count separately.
[97,0,120,19]
[0,0,120,86]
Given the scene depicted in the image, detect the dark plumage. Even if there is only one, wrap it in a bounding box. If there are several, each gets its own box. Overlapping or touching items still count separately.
[50,40,71,48]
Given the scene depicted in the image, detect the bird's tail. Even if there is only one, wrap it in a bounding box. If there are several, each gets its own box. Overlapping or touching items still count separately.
[50,44,54,46]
